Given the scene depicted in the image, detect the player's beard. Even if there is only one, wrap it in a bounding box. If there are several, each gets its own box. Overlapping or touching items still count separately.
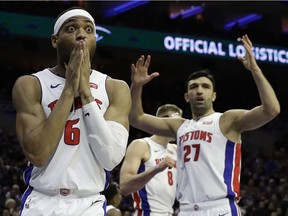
[89,43,96,61]
[57,43,73,67]
[191,100,210,117]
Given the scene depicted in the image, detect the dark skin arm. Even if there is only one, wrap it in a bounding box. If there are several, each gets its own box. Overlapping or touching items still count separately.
[12,42,84,167]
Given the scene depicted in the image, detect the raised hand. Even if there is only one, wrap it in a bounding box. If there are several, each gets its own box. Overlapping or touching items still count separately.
[78,40,92,97]
[131,55,159,87]
[237,35,260,72]
[64,42,83,95]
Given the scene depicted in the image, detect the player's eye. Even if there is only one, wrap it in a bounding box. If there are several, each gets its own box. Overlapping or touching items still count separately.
[202,84,211,89]
[86,27,93,33]
[189,84,197,90]
[68,26,75,32]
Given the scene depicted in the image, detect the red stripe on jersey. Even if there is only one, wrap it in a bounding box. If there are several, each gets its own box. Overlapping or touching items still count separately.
[133,192,141,210]
[137,210,143,216]
[233,143,241,199]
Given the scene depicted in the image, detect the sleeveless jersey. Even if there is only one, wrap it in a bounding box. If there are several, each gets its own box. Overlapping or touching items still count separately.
[23,69,110,195]
[133,137,177,215]
[176,113,241,204]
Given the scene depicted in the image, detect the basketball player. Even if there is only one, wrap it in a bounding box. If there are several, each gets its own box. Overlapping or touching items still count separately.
[120,104,182,216]
[128,35,280,216]
[12,7,131,216]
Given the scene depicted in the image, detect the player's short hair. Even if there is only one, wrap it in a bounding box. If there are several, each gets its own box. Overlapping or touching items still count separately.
[156,104,183,117]
[185,69,216,91]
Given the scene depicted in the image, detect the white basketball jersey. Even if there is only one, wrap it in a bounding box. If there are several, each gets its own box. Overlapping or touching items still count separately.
[176,113,241,205]
[133,137,177,215]
[23,69,110,194]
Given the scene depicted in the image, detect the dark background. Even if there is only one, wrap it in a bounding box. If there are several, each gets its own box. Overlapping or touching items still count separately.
[0,1,288,215]
[0,1,287,145]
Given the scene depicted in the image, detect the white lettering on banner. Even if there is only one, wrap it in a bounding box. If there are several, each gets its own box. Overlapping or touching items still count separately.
[163,36,288,64]
[164,37,226,56]
[228,44,245,57]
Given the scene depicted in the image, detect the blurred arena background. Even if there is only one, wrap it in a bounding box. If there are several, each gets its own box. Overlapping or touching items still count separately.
[0,1,287,215]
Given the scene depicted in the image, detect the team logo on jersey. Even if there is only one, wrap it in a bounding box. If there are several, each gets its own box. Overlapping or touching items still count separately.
[90,82,98,89]
[50,83,61,89]
[60,188,70,196]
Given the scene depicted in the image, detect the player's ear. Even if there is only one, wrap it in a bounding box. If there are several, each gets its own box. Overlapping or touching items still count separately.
[212,92,216,102]
[184,93,189,103]
[51,34,58,48]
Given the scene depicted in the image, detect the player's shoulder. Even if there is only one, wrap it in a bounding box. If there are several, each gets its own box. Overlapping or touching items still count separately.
[13,75,40,92]
[129,138,149,149]
[106,78,130,104]
[127,138,150,154]
[12,75,41,108]
[220,110,244,126]
[15,74,39,83]
[107,77,129,90]
[125,138,150,160]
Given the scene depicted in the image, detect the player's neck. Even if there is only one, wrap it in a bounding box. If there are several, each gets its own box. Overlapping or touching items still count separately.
[193,110,215,121]
[49,65,65,78]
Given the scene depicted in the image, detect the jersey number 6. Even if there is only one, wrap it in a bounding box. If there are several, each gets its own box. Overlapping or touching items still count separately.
[64,119,80,145]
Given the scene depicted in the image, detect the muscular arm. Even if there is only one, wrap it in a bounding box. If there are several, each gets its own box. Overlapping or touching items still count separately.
[222,68,280,133]
[12,75,75,167]
[82,79,131,171]
[104,79,131,130]
[13,41,85,167]
[130,55,183,138]
[221,35,280,139]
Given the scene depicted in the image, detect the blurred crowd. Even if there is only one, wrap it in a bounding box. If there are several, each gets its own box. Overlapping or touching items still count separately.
[0,110,288,215]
